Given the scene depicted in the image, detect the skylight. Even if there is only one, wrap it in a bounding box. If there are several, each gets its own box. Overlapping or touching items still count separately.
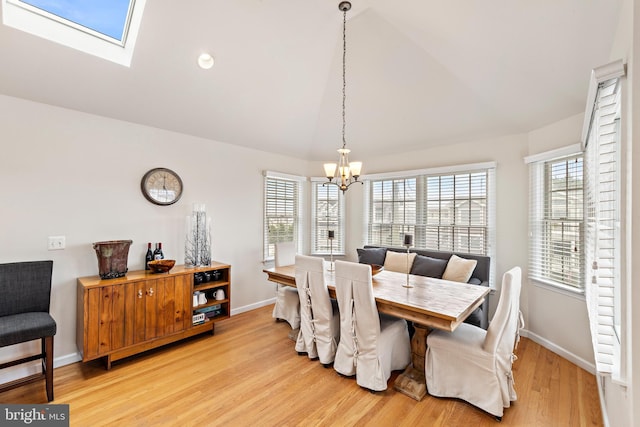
[19,0,133,43]
[2,0,146,66]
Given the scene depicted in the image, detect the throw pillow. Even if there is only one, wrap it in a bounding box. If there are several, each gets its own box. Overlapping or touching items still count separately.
[442,254,478,283]
[410,254,448,278]
[357,247,387,265]
[383,250,417,274]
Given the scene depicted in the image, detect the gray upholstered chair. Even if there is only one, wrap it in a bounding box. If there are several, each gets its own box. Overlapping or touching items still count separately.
[272,241,300,329]
[333,260,411,391]
[425,266,523,419]
[0,260,56,401]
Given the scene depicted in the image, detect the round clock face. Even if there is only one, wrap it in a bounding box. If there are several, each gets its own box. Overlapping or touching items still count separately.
[141,168,183,205]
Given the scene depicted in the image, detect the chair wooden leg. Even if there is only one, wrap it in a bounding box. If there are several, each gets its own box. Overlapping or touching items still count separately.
[44,336,54,402]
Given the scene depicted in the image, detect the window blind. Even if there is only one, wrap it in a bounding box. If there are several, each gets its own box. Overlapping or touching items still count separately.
[263,172,304,261]
[366,167,492,256]
[584,76,621,374]
[528,154,584,290]
[311,181,344,255]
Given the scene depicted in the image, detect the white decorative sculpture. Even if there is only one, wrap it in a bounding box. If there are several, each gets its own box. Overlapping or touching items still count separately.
[185,203,211,267]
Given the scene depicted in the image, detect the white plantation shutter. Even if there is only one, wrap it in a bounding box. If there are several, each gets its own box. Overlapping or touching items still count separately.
[263,171,304,261]
[582,61,624,374]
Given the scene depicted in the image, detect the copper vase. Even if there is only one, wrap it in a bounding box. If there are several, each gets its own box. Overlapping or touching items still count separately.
[93,240,133,279]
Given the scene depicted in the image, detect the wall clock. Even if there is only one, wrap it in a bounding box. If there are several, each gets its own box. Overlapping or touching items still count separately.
[141,168,183,206]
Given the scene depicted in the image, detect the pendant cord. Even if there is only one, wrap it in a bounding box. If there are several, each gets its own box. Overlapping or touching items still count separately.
[342,7,347,149]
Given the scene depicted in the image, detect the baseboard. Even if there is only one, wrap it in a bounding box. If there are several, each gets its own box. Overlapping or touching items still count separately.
[0,351,83,387]
[230,297,275,316]
[520,328,596,374]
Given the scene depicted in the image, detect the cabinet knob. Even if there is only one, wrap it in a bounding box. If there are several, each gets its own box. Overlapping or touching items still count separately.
[138,290,143,299]
[148,287,154,296]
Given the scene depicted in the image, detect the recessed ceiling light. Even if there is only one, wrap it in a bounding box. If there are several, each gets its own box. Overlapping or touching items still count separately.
[197,53,214,69]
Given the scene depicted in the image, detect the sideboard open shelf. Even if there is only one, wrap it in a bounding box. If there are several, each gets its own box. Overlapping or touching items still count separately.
[77,262,231,369]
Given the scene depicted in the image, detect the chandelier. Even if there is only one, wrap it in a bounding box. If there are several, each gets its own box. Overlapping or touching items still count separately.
[323,1,363,194]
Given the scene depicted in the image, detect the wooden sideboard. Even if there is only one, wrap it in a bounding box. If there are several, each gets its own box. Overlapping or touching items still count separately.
[77,262,231,369]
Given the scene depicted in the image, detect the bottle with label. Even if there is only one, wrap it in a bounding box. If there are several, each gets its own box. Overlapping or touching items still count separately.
[154,242,164,260]
[145,242,153,270]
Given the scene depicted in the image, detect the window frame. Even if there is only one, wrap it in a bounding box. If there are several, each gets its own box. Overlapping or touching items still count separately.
[2,0,146,66]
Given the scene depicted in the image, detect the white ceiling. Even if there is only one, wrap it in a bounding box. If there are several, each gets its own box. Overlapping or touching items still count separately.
[0,0,622,161]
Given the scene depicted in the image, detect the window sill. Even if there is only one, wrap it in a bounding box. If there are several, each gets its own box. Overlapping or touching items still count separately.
[530,277,585,300]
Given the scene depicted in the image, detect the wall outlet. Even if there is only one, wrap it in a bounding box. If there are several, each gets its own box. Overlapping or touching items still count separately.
[48,236,66,250]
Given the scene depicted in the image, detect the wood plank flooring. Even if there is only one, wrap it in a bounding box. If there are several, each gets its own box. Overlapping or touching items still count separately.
[1,305,603,426]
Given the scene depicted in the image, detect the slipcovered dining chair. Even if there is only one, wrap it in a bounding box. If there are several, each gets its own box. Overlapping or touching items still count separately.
[333,260,411,391]
[294,255,340,365]
[0,260,56,402]
[425,266,523,419]
[272,241,300,330]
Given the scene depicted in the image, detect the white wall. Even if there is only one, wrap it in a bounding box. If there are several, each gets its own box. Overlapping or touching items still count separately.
[0,93,309,380]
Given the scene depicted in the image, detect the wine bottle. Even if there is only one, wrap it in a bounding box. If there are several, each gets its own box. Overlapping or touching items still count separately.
[154,242,164,260]
[145,242,153,270]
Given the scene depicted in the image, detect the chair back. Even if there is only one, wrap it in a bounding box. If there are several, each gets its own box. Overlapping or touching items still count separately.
[0,261,53,317]
[334,261,379,374]
[483,266,521,355]
[294,255,337,362]
[275,241,296,267]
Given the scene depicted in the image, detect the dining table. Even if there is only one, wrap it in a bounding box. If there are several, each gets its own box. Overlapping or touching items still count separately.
[263,263,490,401]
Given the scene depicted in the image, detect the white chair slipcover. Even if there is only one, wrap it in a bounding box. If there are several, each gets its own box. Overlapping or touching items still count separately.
[272,241,300,329]
[425,266,523,418]
[333,260,411,391]
[294,255,340,365]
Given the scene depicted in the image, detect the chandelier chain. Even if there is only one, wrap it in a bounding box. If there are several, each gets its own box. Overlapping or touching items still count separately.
[342,6,347,149]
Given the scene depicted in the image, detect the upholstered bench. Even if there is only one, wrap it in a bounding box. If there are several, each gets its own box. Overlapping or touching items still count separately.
[357,246,491,329]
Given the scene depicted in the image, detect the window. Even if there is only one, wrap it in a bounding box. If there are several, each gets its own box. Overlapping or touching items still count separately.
[529,154,584,291]
[311,180,344,255]
[425,172,488,254]
[2,0,146,66]
[368,177,417,247]
[263,171,304,261]
[18,0,133,42]
[528,153,584,290]
[365,163,494,258]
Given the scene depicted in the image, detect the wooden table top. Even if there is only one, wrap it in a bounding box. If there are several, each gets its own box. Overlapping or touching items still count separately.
[263,265,490,332]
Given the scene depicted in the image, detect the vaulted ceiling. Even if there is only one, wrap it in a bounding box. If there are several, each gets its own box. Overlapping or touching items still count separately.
[0,0,622,161]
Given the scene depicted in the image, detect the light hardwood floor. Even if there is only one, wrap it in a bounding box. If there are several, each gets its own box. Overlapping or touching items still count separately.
[1,305,603,426]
